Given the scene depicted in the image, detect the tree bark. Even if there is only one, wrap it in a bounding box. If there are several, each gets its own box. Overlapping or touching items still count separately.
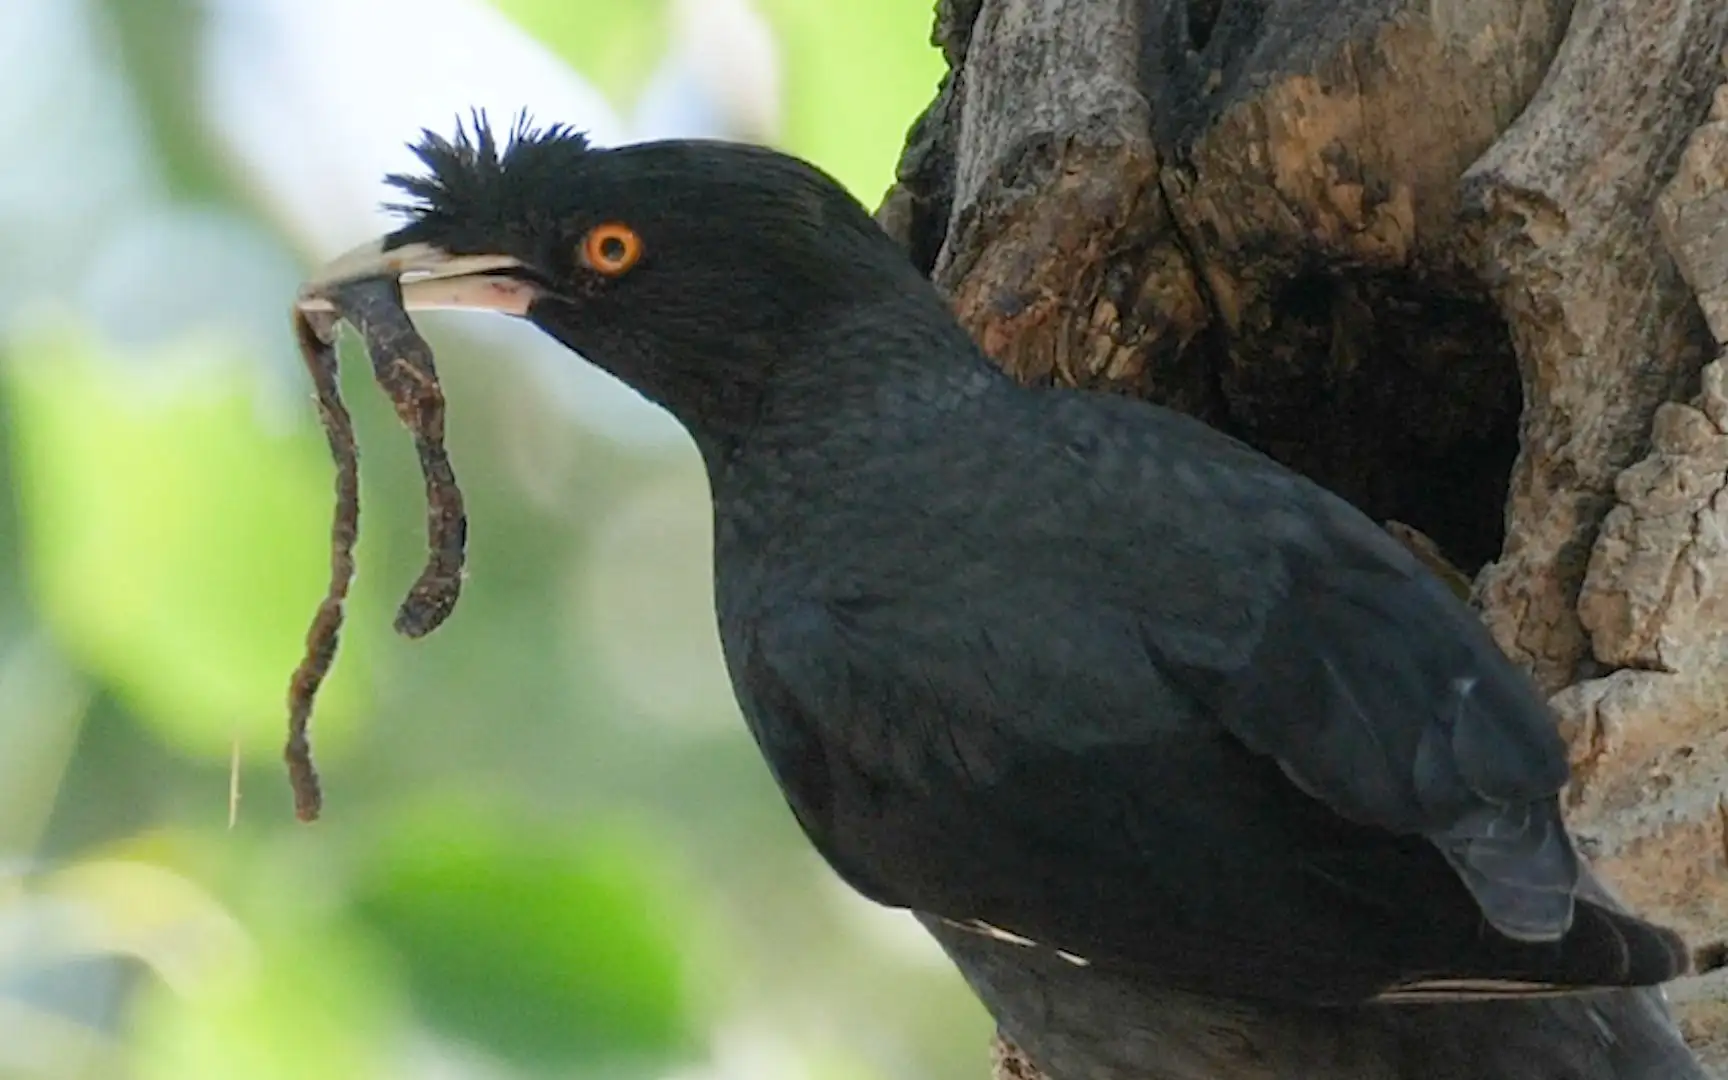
[880,0,1728,1074]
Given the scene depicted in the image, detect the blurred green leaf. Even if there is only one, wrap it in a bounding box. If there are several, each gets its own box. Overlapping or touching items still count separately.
[351,802,697,1070]
[2,326,374,761]
[492,0,941,199]
[490,0,672,110]
[128,900,398,1080]
[34,857,252,988]
[756,0,944,199]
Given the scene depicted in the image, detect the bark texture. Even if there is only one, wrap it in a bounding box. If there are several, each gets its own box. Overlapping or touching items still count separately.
[881,0,1728,1074]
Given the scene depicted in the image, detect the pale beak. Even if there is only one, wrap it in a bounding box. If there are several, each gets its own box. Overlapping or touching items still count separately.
[296,239,541,316]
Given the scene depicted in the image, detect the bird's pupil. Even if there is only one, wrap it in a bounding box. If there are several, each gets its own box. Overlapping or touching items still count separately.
[600,236,627,262]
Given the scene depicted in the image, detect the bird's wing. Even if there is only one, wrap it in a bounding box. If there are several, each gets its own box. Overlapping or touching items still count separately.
[739,551,1687,1001]
[741,487,1583,944]
[1027,394,1586,944]
[1192,528,1581,944]
[737,589,1331,956]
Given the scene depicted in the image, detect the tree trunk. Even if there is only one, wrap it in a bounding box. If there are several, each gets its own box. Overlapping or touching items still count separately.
[878,0,1728,1075]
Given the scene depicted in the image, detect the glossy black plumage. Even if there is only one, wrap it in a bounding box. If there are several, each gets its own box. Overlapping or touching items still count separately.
[719,378,1681,1005]
[377,118,1701,1076]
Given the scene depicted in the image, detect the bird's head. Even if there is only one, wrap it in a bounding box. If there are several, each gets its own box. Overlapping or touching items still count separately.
[301,115,952,452]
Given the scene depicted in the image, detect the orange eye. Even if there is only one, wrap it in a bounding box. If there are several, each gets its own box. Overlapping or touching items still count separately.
[580,222,643,276]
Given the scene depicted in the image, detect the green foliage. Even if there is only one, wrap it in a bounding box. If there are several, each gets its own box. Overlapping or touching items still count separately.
[491,0,673,110]
[2,328,374,760]
[128,898,400,1080]
[757,0,944,198]
[488,0,944,199]
[0,3,971,1078]
[350,802,697,1070]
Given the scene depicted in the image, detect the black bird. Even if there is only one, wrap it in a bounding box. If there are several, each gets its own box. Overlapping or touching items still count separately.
[306,118,1706,1080]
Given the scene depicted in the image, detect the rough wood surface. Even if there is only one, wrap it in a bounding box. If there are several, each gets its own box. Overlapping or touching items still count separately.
[882,0,1728,1075]
[1560,81,1728,1066]
[1464,0,1723,694]
[1460,0,1728,1038]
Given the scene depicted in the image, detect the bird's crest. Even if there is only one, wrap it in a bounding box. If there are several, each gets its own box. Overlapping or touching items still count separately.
[383,110,592,241]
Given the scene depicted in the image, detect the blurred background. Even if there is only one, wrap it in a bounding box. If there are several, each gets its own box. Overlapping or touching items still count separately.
[0,1,988,1077]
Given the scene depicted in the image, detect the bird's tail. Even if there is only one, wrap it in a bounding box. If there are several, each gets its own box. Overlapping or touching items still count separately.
[1380,898,1692,1002]
[1380,986,1710,1080]
[1379,865,1708,1078]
